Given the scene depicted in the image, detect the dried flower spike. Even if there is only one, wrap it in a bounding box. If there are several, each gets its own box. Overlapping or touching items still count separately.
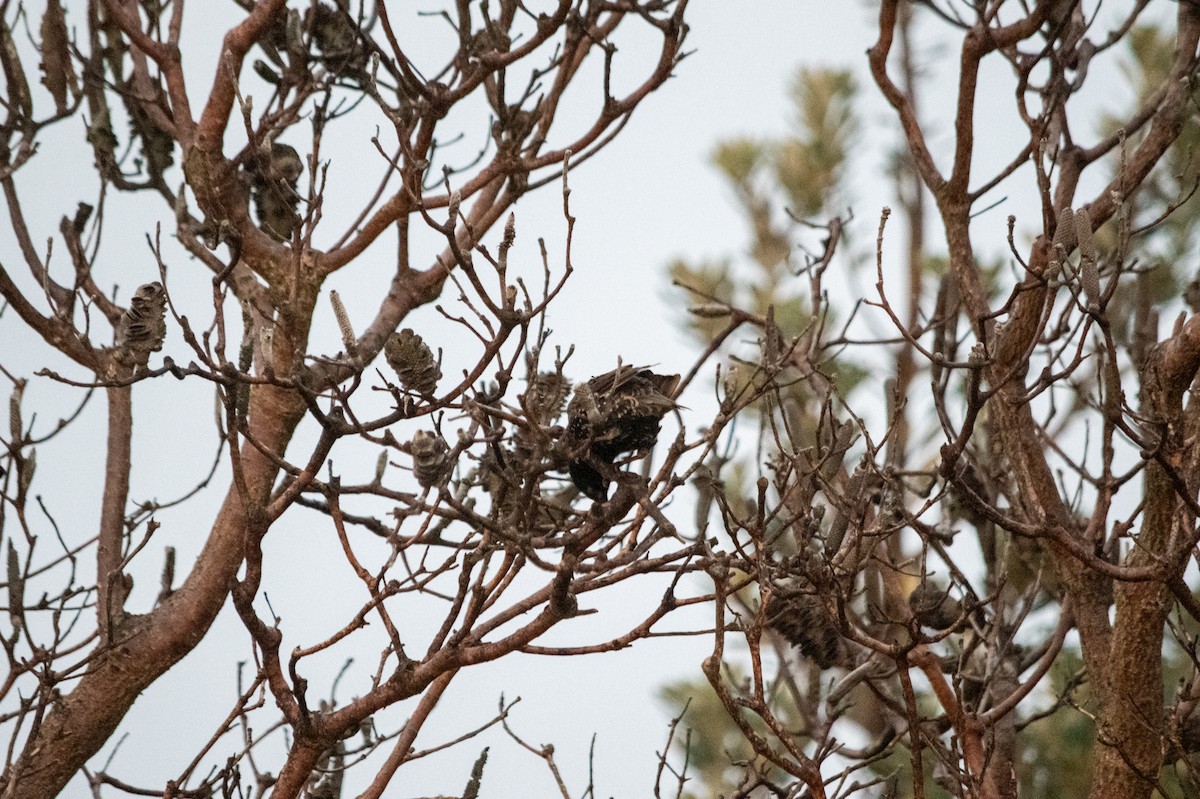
[329,290,357,358]
[1074,208,1100,309]
[384,329,440,397]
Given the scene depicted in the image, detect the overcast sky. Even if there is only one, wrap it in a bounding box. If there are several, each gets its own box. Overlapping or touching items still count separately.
[0,1,1165,796]
[0,3,953,797]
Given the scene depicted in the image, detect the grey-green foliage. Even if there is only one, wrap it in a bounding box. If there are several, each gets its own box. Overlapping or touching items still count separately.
[1098,24,1200,342]
[1117,25,1200,266]
[659,674,789,799]
[670,71,865,446]
[778,68,857,218]
[661,66,862,799]
[672,68,856,345]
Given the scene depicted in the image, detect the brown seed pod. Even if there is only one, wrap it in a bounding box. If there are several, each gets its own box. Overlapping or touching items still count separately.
[410,431,451,488]
[40,0,75,114]
[523,371,571,424]
[310,1,368,80]
[10,381,24,443]
[384,329,440,397]
[1180,713,1200,754]
[249,143,303,241]
[116,282,167,368]
[909,581,963,631]
[765,590,842,669]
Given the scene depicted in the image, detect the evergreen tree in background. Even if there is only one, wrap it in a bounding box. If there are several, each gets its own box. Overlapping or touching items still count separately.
[660,6,1200,799]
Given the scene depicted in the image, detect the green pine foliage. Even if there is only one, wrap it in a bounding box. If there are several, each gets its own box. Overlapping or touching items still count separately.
[660,26,1200,796]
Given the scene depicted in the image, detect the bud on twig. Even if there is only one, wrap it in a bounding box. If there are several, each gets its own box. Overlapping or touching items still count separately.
[688,304,732,319]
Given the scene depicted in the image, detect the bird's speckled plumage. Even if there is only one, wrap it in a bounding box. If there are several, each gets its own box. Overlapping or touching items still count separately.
[564,365,679,501]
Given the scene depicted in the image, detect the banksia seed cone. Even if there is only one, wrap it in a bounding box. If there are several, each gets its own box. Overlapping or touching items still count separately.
[523,371,571,424]
[311,1,367,80]
[116,282,167,368]
[1180,713,1200,754]
[410,431,451,488]
[249,143,303,241]
[909,581,963,631]
[513,371,572,471]
[385,329,440,397]
[765,591,841,669]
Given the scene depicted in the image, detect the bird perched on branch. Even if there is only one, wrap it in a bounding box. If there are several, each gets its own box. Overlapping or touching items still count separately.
[563,365,680,501]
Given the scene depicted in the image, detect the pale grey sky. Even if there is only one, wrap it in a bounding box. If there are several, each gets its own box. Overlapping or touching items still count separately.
[2,1,1162,795]
[0,3,923,796]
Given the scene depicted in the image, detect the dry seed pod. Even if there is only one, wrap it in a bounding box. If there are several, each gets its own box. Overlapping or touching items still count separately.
[17,449,35,498]
[116,282,167,368]
[1180,713,1200,754]
[7,541,24,631]
[908,581,963,631]
[254,59,281,84]
[384,329,440,397]
[40,0,75,114]
[1074,207,1100,309]
[765,590,842,669]
[523,371,571,424]
[249,143,303,241]
[410,431,451,488]
[10,381,24,442]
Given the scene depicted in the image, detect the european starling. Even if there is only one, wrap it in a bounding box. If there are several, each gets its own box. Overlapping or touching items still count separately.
[563,365,679,501]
